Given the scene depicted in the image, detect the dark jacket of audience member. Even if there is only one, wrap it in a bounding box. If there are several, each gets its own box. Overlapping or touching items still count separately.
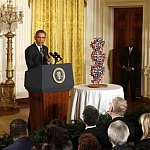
[135,139,150,150]
[2,118,34,150]
[82,105,103,148]
[98,97,136,150]
[78,133,101,150]
[112,144,133,150]
[135,113,150,150]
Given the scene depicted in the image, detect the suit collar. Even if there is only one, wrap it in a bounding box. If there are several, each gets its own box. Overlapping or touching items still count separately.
[35,42,42,51]
[85,125,96,130]
[112,116,124,122]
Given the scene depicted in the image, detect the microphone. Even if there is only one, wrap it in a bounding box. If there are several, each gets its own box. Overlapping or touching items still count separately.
[54,52,62,60]
[50,52,55,57]
[49,51,62,64]
[54,52,57,54]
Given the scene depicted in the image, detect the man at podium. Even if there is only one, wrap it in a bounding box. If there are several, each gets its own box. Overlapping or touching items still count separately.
[25,30,51,69]
[25,30,51,132]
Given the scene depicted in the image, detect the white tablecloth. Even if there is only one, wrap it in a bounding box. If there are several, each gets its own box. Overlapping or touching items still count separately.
[70,84,124,120]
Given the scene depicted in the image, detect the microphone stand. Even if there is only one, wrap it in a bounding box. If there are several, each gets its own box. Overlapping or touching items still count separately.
[54,57,58,64]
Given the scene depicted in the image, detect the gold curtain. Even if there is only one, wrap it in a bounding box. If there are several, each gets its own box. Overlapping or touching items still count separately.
[30,0,84,85]
[29,0,87,7]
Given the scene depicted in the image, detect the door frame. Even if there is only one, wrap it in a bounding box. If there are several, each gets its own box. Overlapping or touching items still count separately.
[102,1,144,96]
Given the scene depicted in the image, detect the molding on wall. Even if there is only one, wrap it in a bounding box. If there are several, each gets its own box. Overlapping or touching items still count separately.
[16,98,29,105]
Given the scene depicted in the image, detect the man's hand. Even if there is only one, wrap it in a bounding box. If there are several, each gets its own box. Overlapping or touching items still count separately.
[122,66,134,72]
[45,55,51,64]
[127,67,135,72]
[122,66,126,69]
[122,66,128,71]
[127,67,132,72]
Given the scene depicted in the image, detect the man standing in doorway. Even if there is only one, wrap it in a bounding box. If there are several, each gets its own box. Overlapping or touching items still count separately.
[119,39,140,101]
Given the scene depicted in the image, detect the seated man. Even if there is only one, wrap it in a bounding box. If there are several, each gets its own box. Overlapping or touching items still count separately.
[108,120,133,150]
[3,118,34,150]
[99,97,136,150]
[81,105,103,146]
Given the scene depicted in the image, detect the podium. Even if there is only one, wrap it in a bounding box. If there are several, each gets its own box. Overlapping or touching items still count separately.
[24,63,74,132]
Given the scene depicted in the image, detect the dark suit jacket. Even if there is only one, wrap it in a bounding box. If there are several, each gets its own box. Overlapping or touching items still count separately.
[135,138,150,149]
[25,43,49,69]
[2,137,34,150]
[83,127,102,143]
[112,144,133,150]
[98,117,136,150]
[83,126,112,150]
[119,46,140,70]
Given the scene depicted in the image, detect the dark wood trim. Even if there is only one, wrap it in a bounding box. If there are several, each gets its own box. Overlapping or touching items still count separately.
[15,98,29,105]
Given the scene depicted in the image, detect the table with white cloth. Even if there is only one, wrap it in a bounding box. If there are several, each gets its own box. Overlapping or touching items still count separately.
[70,84,124,121]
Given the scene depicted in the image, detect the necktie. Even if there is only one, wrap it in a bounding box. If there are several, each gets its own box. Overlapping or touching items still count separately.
[129,47,132,55]
[40,47,44,59]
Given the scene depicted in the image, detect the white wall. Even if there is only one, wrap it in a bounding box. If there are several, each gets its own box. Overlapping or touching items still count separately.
[0,0,31,98]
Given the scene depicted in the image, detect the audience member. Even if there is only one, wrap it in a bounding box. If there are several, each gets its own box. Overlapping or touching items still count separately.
[49,119,66,128]
[81,105,102,146]
[108,120,133,150]
[78,133,101,150]
[44,125,73,150]
[98,97,136,150]
[135,113,150,149]
[31,142,56,150]
[3,118,34,150]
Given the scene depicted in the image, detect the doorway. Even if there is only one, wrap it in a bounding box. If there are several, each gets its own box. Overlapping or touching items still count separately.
[113,7,143,98]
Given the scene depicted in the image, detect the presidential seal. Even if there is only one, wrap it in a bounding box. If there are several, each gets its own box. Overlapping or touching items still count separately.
[53,67,65,83]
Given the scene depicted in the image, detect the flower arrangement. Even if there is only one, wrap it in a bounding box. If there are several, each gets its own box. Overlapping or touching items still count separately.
[90,37,106,84]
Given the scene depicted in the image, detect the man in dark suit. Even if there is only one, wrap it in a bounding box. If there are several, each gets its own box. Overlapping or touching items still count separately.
[25,30,51,69]
[3,118,34,150]
[25,30,51,132]
[119,40,140,101]
[98,97,136,150]
[81,105,104,149]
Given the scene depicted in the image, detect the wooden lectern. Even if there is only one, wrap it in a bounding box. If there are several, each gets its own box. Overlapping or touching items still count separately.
[24,63,74,132]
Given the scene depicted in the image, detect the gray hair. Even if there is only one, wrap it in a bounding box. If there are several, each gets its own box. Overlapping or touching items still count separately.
[108,120,130,146]
[111,97,127,116]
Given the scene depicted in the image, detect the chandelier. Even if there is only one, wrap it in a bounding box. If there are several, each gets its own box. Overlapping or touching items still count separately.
[0,0,23,32]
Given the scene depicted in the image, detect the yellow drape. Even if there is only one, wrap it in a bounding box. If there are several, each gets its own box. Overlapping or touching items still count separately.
[31,0,84,85]
[29,0,87,7]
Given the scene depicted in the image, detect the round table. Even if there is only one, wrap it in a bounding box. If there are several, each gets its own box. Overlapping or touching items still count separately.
[70,84,124,120]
